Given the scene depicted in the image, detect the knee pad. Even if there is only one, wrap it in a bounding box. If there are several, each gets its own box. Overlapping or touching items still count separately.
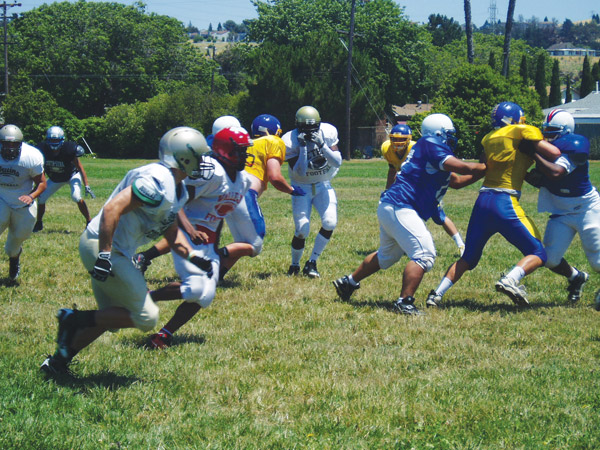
[544,254,562,270]
[71,192,82,203]
[319,228,333,240]
[414,255,435,273]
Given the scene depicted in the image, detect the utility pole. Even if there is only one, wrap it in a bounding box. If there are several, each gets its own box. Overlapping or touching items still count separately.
[344,0,356,160]
[2,1,20,97]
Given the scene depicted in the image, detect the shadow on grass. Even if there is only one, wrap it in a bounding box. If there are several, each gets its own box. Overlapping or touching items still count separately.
[145,275,180,284]
[44,370,140,390]
[41,229,76,235]
[127,332,206,350]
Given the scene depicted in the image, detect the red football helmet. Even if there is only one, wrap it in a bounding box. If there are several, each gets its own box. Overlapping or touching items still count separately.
[211,126,253,171]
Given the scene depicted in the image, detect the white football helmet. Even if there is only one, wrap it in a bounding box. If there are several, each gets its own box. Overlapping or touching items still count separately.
[212,115,241,136]
[421,113,457,148]
[46,126,65,151]
[0,124,24,161]
[542,109,575,140]
[159,127,214,180]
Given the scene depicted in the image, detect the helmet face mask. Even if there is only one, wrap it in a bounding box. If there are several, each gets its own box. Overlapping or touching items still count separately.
[389,124,412,155]
[295,106,321,134]
[46,126,65,152]
[251,114,282,137]
[491,102,526,128]
[542,109,575,141]
[159,127,214,180]
[0,124,24,161]
[212,127,253,172]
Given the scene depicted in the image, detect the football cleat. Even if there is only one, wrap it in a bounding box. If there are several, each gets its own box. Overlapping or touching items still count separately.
[8,256,20,281]
[132,252,151,274]
[425,290,443,308]
[333,276,359,301]
[495,276,529,306]
[33,221,44,233]
[56,308,78,360]
[40,354,73,377]
[303,260,320,278]
[287,264,300,276]
[149,331,173,349]
[567,270,588,303]
[393,296,425,316]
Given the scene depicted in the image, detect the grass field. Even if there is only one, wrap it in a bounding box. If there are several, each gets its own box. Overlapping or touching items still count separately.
[1,157,599,449]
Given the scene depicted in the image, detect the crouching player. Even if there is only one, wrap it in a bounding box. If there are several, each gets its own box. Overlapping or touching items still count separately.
[41,127,215,376]
[527,109,600,305]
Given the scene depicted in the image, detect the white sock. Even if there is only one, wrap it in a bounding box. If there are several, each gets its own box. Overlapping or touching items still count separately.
[347,275,359,286]
[506,266,526,283]
[452,233,465,248]
[310,233,330,262]
[291,247,304,266]
[436,277,454,297]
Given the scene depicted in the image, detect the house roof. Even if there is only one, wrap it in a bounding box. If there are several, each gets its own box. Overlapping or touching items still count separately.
[392,103,433,117]
[543,91,600,119]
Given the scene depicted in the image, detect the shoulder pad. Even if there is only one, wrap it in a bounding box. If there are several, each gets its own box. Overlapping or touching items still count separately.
[132,176,164,207]
[76,145,85,157]
[320,123,339,145]
[555,133,590,166]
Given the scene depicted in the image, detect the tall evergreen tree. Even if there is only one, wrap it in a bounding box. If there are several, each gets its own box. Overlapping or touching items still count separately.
[519,54,528,85]
[208,23,213,32]
[565,76,572,103]
[592,61,600,86]
[580,55,593,97]
[549,59,561,107]
[535,53,548,108]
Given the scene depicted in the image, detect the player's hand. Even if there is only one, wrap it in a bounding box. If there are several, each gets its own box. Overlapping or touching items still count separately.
[307,131,324,148]
[90,251,112,281]
[297,132,308,146]
[18,194,34,205]
[85,185,96,199]
[291,185,306,196]
[187,228,209,245]
[188,251,213,278]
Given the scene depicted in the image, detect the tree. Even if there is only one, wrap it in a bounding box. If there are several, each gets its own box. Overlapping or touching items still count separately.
[501,0,516,77]
[565,75,572,103]
[592,61,600,85]
[488,51,496,70]
[426,14,463,47]
[464,0,474,63]
[209,23,213,32]
[580,55,593,97]
[519,54,528,85]
[561,19,573,41]
[535,53,548,108]
[9,2,216,117]
[217,22,223,31]
[548,59,561,107]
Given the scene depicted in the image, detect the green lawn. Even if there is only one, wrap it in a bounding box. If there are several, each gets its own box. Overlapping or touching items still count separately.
[1,157,599,449]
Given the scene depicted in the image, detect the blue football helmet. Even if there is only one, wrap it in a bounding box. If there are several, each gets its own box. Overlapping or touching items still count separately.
[491,102,525,128]
[389,124,412,154]
[46,126,65,151]
[542,109,575,141]
[251,114,282,137]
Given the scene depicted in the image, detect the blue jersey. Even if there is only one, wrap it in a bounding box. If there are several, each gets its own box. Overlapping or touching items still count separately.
[543,133,592,198]
[380,136,453,220]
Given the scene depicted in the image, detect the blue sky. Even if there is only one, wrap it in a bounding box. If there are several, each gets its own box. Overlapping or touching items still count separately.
[19,1,599,29]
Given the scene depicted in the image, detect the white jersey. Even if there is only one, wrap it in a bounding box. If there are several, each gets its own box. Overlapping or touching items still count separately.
[88,162,188,258]
[0,143,44,208]
[283,122,340,184]
[184,156,252,232]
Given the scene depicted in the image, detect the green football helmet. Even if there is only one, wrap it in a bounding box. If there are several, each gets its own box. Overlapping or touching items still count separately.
[295,106,321,133]
[0,124,24,161]
[159,127,214,180]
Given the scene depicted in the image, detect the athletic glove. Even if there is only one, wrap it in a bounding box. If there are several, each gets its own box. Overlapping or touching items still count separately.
[297,132,308,146]
[85,185,96,199]
[188,251,213,278]
[291,185,307,196]
[307,130,324,148]
[90,251,112,281]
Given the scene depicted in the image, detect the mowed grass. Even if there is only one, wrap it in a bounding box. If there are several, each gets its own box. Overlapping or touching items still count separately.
[1,157,600,449]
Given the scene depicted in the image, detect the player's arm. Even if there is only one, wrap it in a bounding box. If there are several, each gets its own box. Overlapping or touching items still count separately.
[308,131,342,168]
[385,165,397,190]
[74,157,89,186]
[19,173,47,205]
[165,223,213,275]
[98,186,143,252]
[266,158,294,194]
[443,157,486,189]
[532,153,567,179]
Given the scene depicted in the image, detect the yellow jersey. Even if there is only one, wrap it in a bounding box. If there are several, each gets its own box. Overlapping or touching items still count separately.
[381,140,416,171]
[480,124,543,192]
[245,135,286,184]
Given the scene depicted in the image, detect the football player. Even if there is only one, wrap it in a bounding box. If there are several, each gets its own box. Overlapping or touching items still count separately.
[383,124,465,256]
[218,114,306,280]
[333,114,486,315]
[526,109,599,305]
[40,127,214,375]
[0,124,46,281]
[141,127,255,349]
[426,102,561,308]
[283,106,341,278]
[33,126,95,232]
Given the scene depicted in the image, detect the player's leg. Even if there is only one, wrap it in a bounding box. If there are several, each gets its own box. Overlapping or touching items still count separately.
[70,173,91,225]
[289,186,312,275]
[305,182,337,278]
[34,179,63,231]
[5,201,37,280]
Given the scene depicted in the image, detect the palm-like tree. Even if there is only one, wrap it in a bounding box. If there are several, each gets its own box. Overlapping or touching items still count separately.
[464,0,474,63]
[501,0,516,77]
